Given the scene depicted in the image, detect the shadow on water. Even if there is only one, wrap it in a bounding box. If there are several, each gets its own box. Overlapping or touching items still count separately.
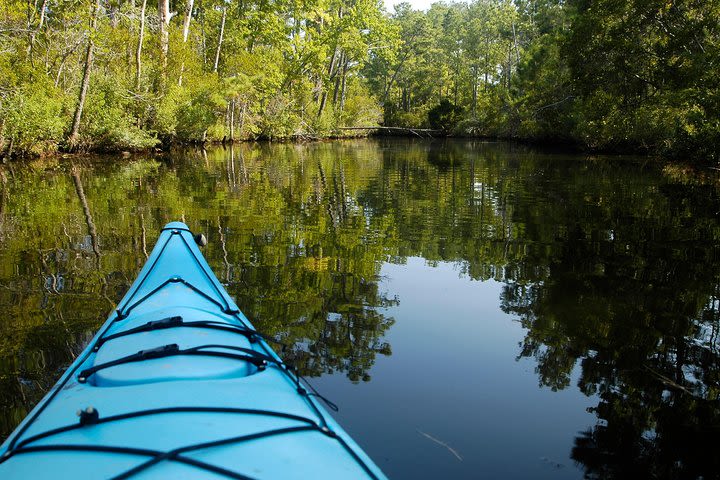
[0,138,719,478]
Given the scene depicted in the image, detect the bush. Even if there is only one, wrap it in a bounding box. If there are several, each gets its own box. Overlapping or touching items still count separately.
[256,95,302,139]
[453,93,506,137]
[311,102,337,136]
[155,77,226,142]
[341,80,383,128]
[2,82,66,156]
[428,99,463,131]
[77,75,158,151]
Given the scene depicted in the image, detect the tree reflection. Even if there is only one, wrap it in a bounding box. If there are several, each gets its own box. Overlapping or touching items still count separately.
[1,138,720,480]
[499,163,720,478]
[0,142,397,439]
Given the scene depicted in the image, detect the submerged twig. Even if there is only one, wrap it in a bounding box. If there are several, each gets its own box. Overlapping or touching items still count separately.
[417,429,463,461]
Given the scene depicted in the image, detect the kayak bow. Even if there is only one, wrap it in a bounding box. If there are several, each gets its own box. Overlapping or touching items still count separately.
[0,222,387,479]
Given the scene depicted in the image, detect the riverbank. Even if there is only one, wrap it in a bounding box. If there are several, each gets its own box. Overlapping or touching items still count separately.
[3,130,718,171]
[0,130,374,161]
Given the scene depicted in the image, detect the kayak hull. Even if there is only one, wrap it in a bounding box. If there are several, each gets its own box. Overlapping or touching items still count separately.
[0,222,386,480]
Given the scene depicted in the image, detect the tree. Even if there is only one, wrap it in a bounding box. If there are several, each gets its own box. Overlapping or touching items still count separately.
[135,0,148,90]
[67,0,102,148]
[158,0,170,75]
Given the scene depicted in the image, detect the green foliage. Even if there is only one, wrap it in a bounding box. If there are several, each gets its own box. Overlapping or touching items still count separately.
[312,102,338,136]
[340,80,383,128]
[1,81,67,156]
[256,95,301,139]
[156,77,227,142]
[453,94,504,136]
[428,99,463,131]
[1,0,718,160]
[513,34,575,142]
[364,0,720,161]
[383,102,429,128]
[0,0,392,156]
[177,82,227,142]
[81,75,159,151]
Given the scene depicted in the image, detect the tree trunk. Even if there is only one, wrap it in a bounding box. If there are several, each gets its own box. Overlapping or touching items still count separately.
[109,2,119,28]
[317,47,338,119]
[317,92,328,119]
[178,0,194,86]
[213,6,226,73]
[453,58,459,105]
[26,0,48,58]
[484,37,489,92]
[382,42,415,104]
[158,0,170,74]
[68,0,101,147]
[182,0,194,42]
[472,66,478,117]
[135,0,147,90]
[200,5,207,66]
[229,99,235,141]
[506,47,512,88]
[339,60,349,113]
[223,103,230,141]
[0,118,5,155]
[55,37,84,87]
[239,102,247,138]
[332,52,344,105]
[317,46,338,113]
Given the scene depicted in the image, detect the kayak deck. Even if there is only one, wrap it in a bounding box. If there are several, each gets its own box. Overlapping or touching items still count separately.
[0,222,386,479]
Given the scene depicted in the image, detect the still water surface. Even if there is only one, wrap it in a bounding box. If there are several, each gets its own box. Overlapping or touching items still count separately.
[1,139,719,479]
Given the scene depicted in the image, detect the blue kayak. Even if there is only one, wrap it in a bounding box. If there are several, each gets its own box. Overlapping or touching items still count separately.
[0,222,387,479]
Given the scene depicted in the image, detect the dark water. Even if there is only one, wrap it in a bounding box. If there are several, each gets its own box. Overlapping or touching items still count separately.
[1,139,719,479]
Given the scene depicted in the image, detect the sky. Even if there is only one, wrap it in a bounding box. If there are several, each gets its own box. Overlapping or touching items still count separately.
[383,0,437,13]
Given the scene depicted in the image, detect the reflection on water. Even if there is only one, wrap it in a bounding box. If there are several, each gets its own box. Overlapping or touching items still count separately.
[1,139,719,478]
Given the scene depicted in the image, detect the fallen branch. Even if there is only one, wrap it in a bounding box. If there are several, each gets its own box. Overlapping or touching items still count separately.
[338,126,444,134]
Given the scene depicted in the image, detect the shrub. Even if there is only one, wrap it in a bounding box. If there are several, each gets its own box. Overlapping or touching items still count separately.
[428,99,463,131]
[155,77,226,142]
[341,80,383,128]
[256,95,302,139]
[2,82,66,156]
[78,75,158,151]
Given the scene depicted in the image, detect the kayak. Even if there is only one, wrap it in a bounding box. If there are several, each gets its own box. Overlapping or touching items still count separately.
[0,222,387,479]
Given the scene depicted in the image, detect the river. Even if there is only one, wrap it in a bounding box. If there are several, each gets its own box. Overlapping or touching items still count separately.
[1,138,719,478]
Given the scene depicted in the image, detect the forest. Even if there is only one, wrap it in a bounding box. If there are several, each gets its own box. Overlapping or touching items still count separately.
[0,0,718,160]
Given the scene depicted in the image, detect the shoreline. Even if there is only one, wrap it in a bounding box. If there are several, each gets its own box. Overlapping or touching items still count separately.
[2,133,718,172]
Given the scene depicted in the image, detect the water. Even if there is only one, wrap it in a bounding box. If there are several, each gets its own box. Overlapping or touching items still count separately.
[1,138,719,479]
